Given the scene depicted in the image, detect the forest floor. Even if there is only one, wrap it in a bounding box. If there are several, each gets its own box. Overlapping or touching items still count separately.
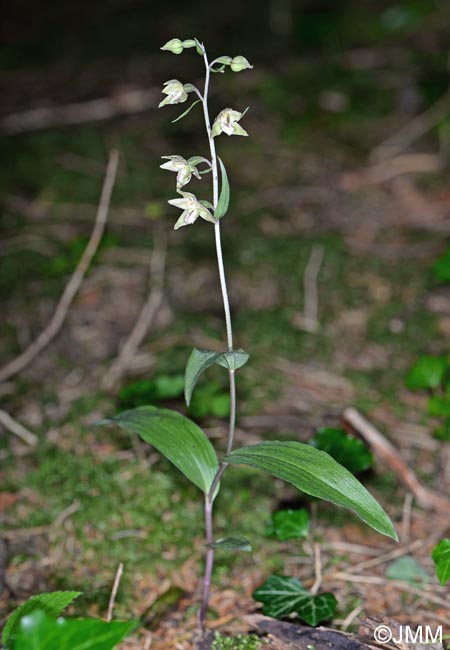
[1,8,450,648]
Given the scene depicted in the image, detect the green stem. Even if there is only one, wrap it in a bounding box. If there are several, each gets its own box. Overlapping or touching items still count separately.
[197,42,238,636]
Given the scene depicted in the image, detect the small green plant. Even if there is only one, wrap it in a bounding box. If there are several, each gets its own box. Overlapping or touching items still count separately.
[2,591,135,649]
[432,538,450,586]
[211,632,262,650]
[100,37,397,638]
[405,354,450,439]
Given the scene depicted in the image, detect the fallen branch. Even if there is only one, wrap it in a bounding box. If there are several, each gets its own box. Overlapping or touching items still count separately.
[294,245,324,333]
[107,563,124,622]
[0,150,119,384]
[245,615,379,650]
[1,88,158,135]
[101,227,167,390]
[343,407,450,514]
[0,408,38,446]
[370,88,450,162]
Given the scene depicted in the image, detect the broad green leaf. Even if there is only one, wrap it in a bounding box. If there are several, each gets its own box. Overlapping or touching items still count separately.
[184,348,249,406]
[428,394,450,417]
[14,611,135,650]
[432,247,450,283]
[309,427,373,475]
[207,537,252,552]
[215,158,230,219]
[405,355,448,390]
[253,575,337,626]
[432,539,450,586]
[386,556,429,583]
[434,419,450,441]
[118,375,184,409]
[2,591,81,645]
[226,442,397,540]
[268,509,309,541]
[99,407,218,495]
[171,99,201,123]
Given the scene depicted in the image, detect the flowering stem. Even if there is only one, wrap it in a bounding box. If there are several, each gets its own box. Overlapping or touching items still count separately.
[197,42,238,635]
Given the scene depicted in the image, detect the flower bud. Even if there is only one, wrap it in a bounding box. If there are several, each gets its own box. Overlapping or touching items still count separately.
[159,79,188,108]
[161,38,184,54]
[182,39,196,48]
[230,55,253,72]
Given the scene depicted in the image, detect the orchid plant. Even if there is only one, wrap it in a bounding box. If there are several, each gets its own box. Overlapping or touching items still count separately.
[101,38,398,639]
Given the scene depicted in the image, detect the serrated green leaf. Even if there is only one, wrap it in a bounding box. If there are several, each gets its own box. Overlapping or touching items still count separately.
[207,537,251,552]
[2,591,82,645]
[253,575,337,626]
[309,427,373,475]
[215,158,230,219]
[405,355,449,390]
[268,509,309,541]
[386,556,429,583]
[432,539,450,586]
[171,99,201,123]
[226,442,397,540]
[14,610,135,650]
[99,406,218,495]
[184,348,249,406]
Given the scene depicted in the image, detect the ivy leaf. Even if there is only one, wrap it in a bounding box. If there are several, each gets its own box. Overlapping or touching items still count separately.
[2,591,81,646]
[184,348,249,406]
[405,355,449,390]
[253,575,337,626]
[14,611,135,650]
[432,539,450,586]
[207,537,251,552]
[268,509,309,541]
[226,442,397,540]
[99,407,218,495]
[171,99,201,123]
[309,428,373,475]
[215,158,230,219]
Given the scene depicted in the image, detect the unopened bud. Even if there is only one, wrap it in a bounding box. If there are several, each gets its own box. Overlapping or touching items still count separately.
[182,39,196,48]
[161,38,184,54]
[230,55,253,72]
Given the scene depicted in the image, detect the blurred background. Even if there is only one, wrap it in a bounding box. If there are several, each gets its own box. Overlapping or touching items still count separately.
[1,1,450,647]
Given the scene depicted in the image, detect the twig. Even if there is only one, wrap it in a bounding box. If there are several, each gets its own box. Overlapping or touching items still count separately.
[143,632,152,649]
[370,88,450,162]
[343,407,450,514]
[310,542,323,595]
[328,572,450,609]
[101,228,167,390]
[0,408,38,446]
[53,500,81,528]
[0,150,119,384]
[294,245,324,333]
[1,88,158,135]
[107,563,124,622]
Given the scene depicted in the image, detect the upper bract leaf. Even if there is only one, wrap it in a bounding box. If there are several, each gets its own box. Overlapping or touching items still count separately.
[215,158,230,219]
[2,591,82,646]
[184,348,249,406]
[226,441,397,540]
[99,407,218,495]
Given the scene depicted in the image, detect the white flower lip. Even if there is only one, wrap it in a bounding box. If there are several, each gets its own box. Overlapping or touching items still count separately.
[160,155,201,189]
[168,191,215,229]
[211,108,248,138]
[159,80,189,108]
